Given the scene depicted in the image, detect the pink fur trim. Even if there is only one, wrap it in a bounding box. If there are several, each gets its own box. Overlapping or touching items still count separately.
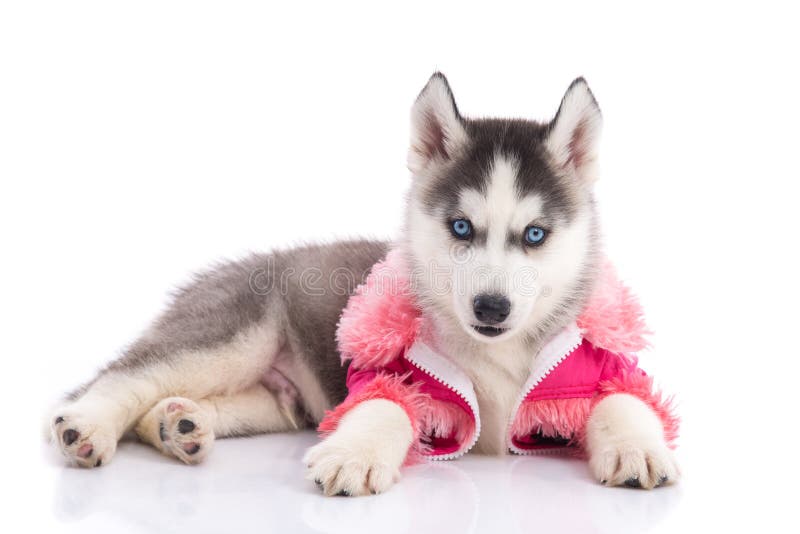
[511,398,593,445]
[421,399,475,446]
[577,260,650,353]
[317,373,430,464]
[336,250,423,369]
[595,372,680,447]
[337,250,650,369]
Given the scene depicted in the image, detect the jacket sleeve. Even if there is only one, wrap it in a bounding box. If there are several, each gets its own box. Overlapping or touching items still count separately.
[593,351,680,447]
[316,363,431,462]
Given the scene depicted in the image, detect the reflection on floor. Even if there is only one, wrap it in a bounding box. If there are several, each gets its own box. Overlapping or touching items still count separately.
[44,431,682,534]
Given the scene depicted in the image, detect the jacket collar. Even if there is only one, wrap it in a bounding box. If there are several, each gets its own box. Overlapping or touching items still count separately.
[337,249,649,372]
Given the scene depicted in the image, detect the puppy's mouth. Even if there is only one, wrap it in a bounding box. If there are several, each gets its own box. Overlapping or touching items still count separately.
[471,325,509,338]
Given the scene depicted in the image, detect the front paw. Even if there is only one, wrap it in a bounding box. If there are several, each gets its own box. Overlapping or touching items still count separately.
[586,393,680,489]
[303,399,413,496]
[303,438,400,496]
[590,442,679,489]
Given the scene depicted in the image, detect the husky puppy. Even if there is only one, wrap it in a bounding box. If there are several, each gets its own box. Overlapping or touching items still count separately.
[49,73,678,493]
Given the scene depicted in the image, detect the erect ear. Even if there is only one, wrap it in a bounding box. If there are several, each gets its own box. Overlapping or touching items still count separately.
[408,72,468,175]
[545,78,603,183]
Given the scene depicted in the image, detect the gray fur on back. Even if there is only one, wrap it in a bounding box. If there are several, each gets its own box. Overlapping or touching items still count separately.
[275,240,389,404]
[74,239,389,403]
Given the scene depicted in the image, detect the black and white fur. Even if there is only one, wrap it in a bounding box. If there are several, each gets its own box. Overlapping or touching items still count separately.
[49,74,678,494]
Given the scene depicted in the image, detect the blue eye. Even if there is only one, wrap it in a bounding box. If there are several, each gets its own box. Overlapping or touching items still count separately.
[525,225,547,246]
[451,219,472,239]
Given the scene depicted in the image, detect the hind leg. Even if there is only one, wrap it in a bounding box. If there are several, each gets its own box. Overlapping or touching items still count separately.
[50,320,283,468]
[51,371,161,468]
[134,384,297,464]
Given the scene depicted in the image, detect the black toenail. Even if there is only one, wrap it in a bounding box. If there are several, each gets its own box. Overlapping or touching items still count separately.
[55,416,64,424]
[624,477,642,488]
[159,422,167,442]
[178,419,195,434]
[658,475,668,486]
[63,429,79,446]
[95,458,102,467]
[336,490,351,497]
[315,479,322,487]
[186,444,201,455]
[600,479,608,485]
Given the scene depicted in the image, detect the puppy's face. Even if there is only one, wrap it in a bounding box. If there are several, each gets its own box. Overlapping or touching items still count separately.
[404,74,602,344]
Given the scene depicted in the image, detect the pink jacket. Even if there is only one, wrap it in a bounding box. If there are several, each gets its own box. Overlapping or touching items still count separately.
[319,251,679,462]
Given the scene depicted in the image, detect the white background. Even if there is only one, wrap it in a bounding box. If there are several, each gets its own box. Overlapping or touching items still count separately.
[2,1,799,532]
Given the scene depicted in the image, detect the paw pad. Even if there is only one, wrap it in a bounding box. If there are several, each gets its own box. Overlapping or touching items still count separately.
[178,419,196,434]
[62,428,79,446]
[183,443,201,455]
[77,443,94,458]
[167,402,183,413]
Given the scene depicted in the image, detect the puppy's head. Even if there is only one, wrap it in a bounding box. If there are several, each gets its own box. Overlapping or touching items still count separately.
[404,73,602,344]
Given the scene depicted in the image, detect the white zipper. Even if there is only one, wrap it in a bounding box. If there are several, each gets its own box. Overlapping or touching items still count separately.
[506,323,583,455]
[404,341,481,461]
[403,323,583,459]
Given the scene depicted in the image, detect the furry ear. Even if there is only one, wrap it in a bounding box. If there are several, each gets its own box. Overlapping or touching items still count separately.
[545,78,603,183]
[408,72,468,175]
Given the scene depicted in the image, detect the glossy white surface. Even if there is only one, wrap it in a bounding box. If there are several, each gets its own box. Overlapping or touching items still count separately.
[29,431,692,534]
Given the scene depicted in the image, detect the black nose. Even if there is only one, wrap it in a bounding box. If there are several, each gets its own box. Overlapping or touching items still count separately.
[473,294,511,325]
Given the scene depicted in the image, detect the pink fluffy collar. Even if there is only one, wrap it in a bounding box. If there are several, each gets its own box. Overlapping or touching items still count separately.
[336,250,649,369]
